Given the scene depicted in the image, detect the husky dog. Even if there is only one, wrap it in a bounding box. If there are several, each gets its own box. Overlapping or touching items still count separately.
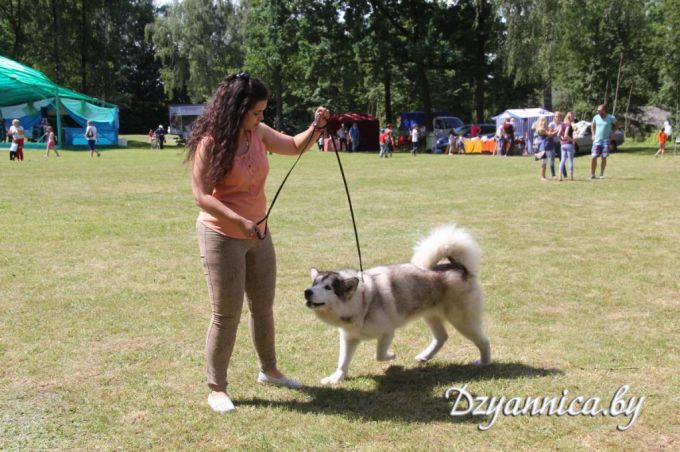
[304,224,491,384]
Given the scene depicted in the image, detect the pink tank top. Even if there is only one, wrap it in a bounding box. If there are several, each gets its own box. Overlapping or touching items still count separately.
[198,131,269,239]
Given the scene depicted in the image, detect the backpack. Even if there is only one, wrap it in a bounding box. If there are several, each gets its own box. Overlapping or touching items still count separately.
[86,128,94,138]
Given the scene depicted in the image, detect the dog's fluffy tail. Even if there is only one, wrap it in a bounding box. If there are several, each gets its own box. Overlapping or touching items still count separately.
[411,224,481,276]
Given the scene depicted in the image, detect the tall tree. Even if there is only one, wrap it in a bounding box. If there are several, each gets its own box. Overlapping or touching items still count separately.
[147,0,244,103]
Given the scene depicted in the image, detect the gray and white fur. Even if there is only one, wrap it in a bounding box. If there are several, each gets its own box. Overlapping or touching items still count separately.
[304,224,491,384]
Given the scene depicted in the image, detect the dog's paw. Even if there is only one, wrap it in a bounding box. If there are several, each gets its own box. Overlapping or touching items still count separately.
[415,352,433,362]
[377,351,396,362]
[472,359,491,367]
[320,371,345,385]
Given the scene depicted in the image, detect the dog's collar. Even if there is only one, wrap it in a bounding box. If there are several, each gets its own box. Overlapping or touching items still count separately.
[341,286,368,326]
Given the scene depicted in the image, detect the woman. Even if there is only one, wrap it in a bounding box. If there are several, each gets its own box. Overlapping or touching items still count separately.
[533,116,556,181]
[558,112,575,180]
[186,73,329,413]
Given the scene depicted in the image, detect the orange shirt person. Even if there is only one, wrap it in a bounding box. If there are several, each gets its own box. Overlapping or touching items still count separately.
[186,72,330,413]
[655,129,667,157]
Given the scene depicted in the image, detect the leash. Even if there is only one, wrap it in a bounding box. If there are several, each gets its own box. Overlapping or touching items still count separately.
[327,133,364,281]
[255,114,364,282]
[254,131,314,239]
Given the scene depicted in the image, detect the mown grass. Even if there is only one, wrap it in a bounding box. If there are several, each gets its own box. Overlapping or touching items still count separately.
[1,136,678,450]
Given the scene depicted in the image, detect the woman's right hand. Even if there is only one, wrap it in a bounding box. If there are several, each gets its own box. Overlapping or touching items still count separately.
[239,218,260,239]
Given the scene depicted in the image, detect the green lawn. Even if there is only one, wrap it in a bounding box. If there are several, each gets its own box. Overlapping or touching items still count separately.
[1,137,678,450]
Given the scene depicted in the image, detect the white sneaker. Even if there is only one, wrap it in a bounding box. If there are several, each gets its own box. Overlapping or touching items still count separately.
[208,393,235,413]
[257,371,303,389]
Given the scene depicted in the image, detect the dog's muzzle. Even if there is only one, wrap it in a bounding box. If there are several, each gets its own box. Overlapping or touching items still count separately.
[304,289,324,308]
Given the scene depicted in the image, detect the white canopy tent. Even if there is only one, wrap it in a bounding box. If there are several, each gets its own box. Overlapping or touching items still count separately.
[491,108,554,143]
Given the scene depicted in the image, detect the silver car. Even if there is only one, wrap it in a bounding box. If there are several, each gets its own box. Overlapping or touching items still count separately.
[572,122,624,154]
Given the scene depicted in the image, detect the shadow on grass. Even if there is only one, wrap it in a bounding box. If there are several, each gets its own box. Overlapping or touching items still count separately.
[239,361,562,423]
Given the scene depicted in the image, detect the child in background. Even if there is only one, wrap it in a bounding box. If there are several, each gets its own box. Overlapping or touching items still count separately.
[655,128,667,157]
[456,133,465,154]
[44,126,60,157]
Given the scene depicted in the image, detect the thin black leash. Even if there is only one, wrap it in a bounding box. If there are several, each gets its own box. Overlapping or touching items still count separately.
[255,120,364,280]
[327,132,364,280]
[254,130,315,238]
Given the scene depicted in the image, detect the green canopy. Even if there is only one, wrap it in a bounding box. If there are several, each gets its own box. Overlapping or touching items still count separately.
[0,55,116,107]
[1,55,118,147]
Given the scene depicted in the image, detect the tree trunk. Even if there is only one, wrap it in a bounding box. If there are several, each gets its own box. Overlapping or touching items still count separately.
[612,53,624,115]
[383,68,392,124]
[51,0,60,83]
[7,0,24,59]
[624,83,633,136]
[603,79,609,106]
[415,61,433,130]
[274,65,282,131]
[542,81,552,111]
[80,0,88,93]
[474,74,485,123]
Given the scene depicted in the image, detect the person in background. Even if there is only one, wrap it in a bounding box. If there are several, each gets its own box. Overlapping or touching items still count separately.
[349,122,360,152]
[85,120,100,157]
[495,121,504,156]
[379,128,388,158]
[470,123,480,138]
[0,111,6,142]
[534,116,556,181]
[655,127,668,157]
[337,123,349,152]
[663,120,672,142]
[317,133,324,151]
[448,129,456,156]
[8,119,25,161]
[410,123,420,156]
[384,123,395,157]
[590,104,617,180]
[456,133,465,154]
[523,118,533,155]
[186,72,330,413]
[548,112,566,178]
[558,112,575,180]
[44,126,60,157]
[154,125,166,149]
[499,118,514,157]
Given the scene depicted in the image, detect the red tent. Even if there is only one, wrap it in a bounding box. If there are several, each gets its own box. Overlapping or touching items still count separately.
[327,113,380,152]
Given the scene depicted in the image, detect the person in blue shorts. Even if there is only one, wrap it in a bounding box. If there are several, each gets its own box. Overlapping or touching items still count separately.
[590,104,617,180]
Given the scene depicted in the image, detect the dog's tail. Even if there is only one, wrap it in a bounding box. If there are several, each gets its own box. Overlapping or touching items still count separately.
[411,224,481,276]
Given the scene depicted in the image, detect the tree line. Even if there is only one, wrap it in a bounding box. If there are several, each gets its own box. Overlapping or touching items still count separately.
[1,0,678,134]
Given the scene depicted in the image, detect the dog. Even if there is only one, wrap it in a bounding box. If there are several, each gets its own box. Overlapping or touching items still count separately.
[304,224,491,384]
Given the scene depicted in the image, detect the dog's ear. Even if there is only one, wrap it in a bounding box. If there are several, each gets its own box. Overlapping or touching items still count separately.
[342,277,359,300]
[310,268,319,281]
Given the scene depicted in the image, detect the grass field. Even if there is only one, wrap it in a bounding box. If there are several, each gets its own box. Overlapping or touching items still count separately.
[1,136,678,450]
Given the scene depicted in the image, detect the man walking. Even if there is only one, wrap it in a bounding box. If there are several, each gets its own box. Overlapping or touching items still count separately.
[590,104,617,180]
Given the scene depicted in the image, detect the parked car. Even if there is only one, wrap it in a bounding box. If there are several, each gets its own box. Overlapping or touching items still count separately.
[572,121,624,154]
[429,115,464,153]
[454,123,497,139]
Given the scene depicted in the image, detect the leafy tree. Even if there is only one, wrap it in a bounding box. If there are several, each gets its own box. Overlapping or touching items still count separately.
[147,0,244,103]
[651,0,680,127]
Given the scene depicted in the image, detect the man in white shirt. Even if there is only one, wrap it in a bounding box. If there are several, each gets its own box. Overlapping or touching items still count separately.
[85,120,100,157]
[663,120,672,141]
[410,124,419,156]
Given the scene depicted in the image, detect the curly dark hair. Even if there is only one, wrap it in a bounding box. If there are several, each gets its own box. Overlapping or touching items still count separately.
[185,73,270,184]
